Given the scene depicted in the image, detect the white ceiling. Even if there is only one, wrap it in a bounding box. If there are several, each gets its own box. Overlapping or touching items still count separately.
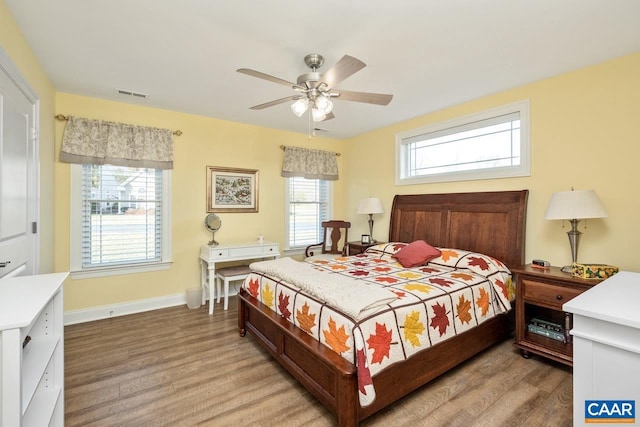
[6,0,640,139]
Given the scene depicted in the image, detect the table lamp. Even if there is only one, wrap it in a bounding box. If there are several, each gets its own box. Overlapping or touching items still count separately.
[544,189,607,272]
[357,198,384,242]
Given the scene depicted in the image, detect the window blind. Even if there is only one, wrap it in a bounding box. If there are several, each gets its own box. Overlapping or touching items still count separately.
[80,164,163,268]
[287,177,330,249]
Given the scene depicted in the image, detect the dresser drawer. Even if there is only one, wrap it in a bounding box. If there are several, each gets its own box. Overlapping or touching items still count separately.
[522,279,582,309]
[261,244,278,256]
[203,248,230,259]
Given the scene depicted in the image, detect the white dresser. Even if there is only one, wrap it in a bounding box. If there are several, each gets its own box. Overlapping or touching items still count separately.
[200,241,280,314]
[0,272,68,427]
[564,271,640,426]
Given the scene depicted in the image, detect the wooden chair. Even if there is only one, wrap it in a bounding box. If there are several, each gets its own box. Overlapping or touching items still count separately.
[304,220,351,260]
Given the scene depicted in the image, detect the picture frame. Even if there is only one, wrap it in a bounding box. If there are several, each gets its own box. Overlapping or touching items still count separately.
[361,234,371,244]
[206,166,259,213]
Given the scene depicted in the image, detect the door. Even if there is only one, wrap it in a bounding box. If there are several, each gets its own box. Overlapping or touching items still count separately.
[0,50,38,278]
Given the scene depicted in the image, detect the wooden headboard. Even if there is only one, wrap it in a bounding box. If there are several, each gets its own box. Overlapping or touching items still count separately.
[389,190,528,268]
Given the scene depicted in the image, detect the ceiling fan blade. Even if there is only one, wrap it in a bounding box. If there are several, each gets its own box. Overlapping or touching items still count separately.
[321,112,335,121]
[249,96,297,110]
[237,68,296,88]
[318,55,366,88]
[336,89,393,106]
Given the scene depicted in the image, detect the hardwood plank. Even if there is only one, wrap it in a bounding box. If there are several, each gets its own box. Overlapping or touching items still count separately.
[65,297,572,426]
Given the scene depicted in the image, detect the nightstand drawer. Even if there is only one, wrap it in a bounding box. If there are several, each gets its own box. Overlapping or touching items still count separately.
[523,279,582,309]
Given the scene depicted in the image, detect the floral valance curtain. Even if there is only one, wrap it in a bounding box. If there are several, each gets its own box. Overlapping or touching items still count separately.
[281,146,339,180]
[59,115,174,169]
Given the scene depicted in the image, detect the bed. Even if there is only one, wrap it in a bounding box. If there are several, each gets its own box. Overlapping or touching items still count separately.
[238,190,528,426]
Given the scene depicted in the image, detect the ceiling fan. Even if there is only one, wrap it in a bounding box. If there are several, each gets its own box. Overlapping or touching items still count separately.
[237,53,393,123]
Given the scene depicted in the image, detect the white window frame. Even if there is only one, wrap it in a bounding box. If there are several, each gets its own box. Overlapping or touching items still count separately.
[396,99,530,185]
[284,177,333,253]
[69,164,172,279]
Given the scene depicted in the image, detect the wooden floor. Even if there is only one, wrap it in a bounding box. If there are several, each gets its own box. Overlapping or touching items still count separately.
[65,298,573,426]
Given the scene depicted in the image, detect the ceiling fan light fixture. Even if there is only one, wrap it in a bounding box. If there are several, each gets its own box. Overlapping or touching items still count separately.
[291,98,309,117]
[315,95,333,114]
[311,107,326,122]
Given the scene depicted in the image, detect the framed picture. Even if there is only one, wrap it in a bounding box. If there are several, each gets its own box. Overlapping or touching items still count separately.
[206,166,259,213]
[361,234,371,244]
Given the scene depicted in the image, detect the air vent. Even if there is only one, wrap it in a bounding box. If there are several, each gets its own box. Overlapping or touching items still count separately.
[116,88,148,99]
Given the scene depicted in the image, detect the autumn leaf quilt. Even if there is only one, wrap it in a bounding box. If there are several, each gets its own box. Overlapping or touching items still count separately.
[242,242,515,407]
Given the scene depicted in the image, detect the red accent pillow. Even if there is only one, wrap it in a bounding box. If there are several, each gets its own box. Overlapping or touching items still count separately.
[392,240,441,268]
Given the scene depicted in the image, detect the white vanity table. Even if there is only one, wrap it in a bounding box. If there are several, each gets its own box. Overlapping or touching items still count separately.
[564,271,640,425]
[200,241,280,314]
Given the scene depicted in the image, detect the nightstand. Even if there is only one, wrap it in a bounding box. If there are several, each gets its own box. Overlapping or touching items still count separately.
[512,264,602,366]
[344,241,380,256]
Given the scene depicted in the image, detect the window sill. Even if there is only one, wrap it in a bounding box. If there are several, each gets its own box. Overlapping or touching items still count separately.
[70,260,172,280]
[283,248,305,257]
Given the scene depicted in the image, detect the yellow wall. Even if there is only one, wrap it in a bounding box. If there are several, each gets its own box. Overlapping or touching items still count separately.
[0,0,56,273]
[54,94,346,310]
[344,52,640,272]
[4,0,639,312]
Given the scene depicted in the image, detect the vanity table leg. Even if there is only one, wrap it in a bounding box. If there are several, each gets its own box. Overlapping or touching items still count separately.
[200,260,207,306]
[208,264,215,315]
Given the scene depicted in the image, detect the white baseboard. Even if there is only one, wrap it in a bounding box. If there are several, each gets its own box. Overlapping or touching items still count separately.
[63,284,244,325]
[64,292,190,325]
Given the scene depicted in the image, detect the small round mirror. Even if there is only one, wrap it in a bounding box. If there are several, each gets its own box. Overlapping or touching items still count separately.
[204,213,221,246]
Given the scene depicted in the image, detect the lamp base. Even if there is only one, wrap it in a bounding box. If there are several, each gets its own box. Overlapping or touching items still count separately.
[566,218,582,271]
[368,215,375,243]
[560,265,573,273]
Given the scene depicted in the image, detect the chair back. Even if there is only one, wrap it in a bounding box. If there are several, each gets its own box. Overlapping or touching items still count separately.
[321,220,351,254]
[305,220,351,258]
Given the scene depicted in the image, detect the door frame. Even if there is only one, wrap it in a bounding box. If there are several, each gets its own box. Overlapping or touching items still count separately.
[0,46,40,275]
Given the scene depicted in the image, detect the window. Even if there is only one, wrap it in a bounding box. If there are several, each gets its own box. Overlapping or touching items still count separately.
[396,100,530,185]
[70,164,172,278]
[285,177,332,251]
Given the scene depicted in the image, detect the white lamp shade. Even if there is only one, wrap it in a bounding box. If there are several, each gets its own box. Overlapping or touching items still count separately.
[291,98,309,117]
[311,107,326,122]
[544,190,608,220]
[357,197,384,214]
[315,95,333,114]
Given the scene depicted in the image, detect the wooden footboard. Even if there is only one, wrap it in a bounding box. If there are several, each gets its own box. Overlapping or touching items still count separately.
[238,289,359,427]
[239,288,513,426]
